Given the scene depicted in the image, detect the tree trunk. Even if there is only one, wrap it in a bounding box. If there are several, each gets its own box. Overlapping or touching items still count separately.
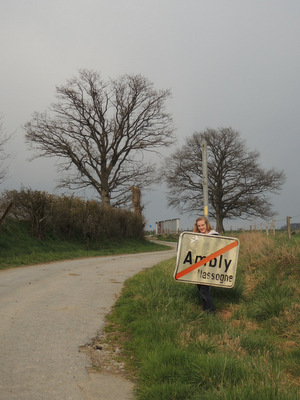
[215,213,224,234]
[101,188,111,207]
[0,202,13,228]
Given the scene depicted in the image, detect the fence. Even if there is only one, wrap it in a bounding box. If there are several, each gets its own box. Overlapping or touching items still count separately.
[230,215,300,240]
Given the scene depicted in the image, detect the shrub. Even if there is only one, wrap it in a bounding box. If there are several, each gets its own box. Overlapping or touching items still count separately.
[0,189,144,241]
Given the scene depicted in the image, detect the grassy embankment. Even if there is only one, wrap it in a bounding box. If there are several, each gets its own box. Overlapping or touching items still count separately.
[0,219,170,270]
[103,232,299,400]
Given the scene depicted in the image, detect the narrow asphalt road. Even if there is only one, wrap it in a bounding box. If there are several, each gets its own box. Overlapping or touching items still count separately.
[0,245,176,400]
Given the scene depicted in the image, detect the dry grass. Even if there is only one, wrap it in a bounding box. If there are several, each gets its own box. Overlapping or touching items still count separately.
[238,232,300,294]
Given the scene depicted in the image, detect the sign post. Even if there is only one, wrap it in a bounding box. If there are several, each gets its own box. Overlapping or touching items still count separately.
[202,140,208,217]
[174,232,240,288]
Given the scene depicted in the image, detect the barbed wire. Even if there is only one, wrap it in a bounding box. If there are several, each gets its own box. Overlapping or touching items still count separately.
[247,214,300,226]
[290,214,300,219]
[266,214,300,223]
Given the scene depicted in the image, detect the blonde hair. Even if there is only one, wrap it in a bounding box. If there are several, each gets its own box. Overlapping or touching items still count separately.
[193,216,213,233]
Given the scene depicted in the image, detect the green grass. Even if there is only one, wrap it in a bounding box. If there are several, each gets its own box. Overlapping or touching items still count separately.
[0,219,171,270]
[104,232,300,400]
[154,234,180,242]
[1,220,299,398]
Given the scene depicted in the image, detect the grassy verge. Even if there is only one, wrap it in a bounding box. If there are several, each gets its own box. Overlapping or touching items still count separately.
[0,219,171,270]
[104,232,300,399]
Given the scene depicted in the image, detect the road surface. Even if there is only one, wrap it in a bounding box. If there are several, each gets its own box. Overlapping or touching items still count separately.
[0,245,176,400]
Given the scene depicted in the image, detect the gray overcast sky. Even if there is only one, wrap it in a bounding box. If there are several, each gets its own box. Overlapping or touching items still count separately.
[1,0,299,230]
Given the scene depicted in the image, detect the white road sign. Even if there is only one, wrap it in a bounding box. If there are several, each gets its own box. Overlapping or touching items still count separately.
[174,232,240,288]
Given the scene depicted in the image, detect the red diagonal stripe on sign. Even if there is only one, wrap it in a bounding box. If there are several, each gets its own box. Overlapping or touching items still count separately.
[175,240,238,280]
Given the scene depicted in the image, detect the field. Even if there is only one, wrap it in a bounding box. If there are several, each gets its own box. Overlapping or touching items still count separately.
[1,220,299,399]
[102,232,299,399]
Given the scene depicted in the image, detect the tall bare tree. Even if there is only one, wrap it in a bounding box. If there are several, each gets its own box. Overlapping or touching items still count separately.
[163,127,285,232]
[0,114,12,185]
[24,70,175,206]
[0,115,14,227]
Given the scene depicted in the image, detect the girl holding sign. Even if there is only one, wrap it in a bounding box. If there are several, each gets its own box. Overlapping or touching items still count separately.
[193,216,218,314]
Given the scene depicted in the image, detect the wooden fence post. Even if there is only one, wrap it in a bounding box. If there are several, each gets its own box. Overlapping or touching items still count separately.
[266,220,269,236]
[286,216,291,240]
[272,217,275,236]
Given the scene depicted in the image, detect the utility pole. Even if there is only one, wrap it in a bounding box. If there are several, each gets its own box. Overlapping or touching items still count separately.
[202,140,208,217]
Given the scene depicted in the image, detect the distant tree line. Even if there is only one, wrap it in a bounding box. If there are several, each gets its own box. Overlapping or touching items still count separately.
[280,223,300,231]
[0,188,144,242]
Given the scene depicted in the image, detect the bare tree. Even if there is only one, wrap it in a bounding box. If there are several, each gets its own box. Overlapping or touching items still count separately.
[163,127,285,232]
[0,114,12,185]
[0,115,14,227]
[24,70,175,207]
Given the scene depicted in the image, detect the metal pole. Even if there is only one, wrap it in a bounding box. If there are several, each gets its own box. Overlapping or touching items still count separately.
[202,140,208,217]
